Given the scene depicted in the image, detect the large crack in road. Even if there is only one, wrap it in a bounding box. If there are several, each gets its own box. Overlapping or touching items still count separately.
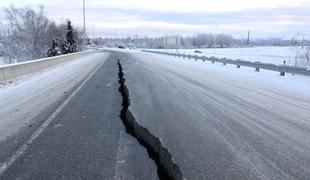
[117,58,183,180]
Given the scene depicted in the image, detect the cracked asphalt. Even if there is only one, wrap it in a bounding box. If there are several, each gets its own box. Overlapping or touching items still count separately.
[118,50,310,180]
[0,53,158,180]
[1,50,310,180]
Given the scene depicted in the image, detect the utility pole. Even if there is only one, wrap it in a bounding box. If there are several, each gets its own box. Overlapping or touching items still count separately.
[93,23,94,40]
[92,23,95,45]
[247,31,250,45]
[82,0,86,49]
[114,28,117,47]
[83,0,86,33]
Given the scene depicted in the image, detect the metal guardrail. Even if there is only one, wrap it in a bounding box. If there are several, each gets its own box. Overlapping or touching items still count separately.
[142,50,310,76]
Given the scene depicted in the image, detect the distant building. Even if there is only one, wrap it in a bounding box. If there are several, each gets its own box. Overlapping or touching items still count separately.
[162,36,182,49]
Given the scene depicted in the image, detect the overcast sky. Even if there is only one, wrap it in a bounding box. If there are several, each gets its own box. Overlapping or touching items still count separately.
[1,0,310,39]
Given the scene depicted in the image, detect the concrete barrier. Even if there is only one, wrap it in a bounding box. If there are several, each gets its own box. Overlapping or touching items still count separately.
[0,51,101,83]
[0,68,5,82]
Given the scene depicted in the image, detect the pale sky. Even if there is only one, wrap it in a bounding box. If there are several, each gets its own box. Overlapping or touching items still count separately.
[0,0,310,39]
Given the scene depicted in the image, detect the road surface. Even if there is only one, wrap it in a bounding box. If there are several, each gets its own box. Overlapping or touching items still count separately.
[1,50,310,180]
[0,52,158,180]
[118,50,310,180]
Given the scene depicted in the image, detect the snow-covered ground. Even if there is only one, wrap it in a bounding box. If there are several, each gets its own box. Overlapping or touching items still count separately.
[151,46,304,66]
[0,52,107,142]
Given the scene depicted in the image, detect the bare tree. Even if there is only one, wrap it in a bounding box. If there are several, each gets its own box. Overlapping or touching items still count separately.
[5,5,49,61]
[295,46,310,67]
[190,33,234,48]
[0,23,18,64]
[3,5,49,62]
[215,34,234,48]
[291,34,310,67]
[1,5,85,64]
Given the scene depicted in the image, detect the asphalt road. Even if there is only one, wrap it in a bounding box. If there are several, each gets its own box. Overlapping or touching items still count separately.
[1,50,310,180]
[0,53,106,162]
[117,51,310,180]
[0,53,158,180]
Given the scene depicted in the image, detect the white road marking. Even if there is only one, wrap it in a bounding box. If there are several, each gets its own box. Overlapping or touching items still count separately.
[114,130,131,180]
[0,56,107,176]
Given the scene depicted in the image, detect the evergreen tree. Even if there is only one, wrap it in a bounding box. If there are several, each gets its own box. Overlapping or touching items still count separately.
[62,21,77,54]
[47,37,61,57]
[61,40,69,54]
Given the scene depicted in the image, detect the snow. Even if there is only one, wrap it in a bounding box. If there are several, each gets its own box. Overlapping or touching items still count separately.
[0,51,94,68]
[135,51,310,98]
[150,46,303,66]
[0,52,108,142]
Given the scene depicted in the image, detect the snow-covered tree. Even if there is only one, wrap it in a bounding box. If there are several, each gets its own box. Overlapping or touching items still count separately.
[1,6,84,64]
[4,5,49,61]
[215,34,234,48]
[62,21,77,54]
[47,37,61,57]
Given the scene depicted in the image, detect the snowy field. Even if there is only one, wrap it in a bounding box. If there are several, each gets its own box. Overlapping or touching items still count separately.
[151,46,305,66]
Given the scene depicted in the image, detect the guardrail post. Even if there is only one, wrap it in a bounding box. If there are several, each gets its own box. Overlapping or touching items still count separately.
[255,67,260,72]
